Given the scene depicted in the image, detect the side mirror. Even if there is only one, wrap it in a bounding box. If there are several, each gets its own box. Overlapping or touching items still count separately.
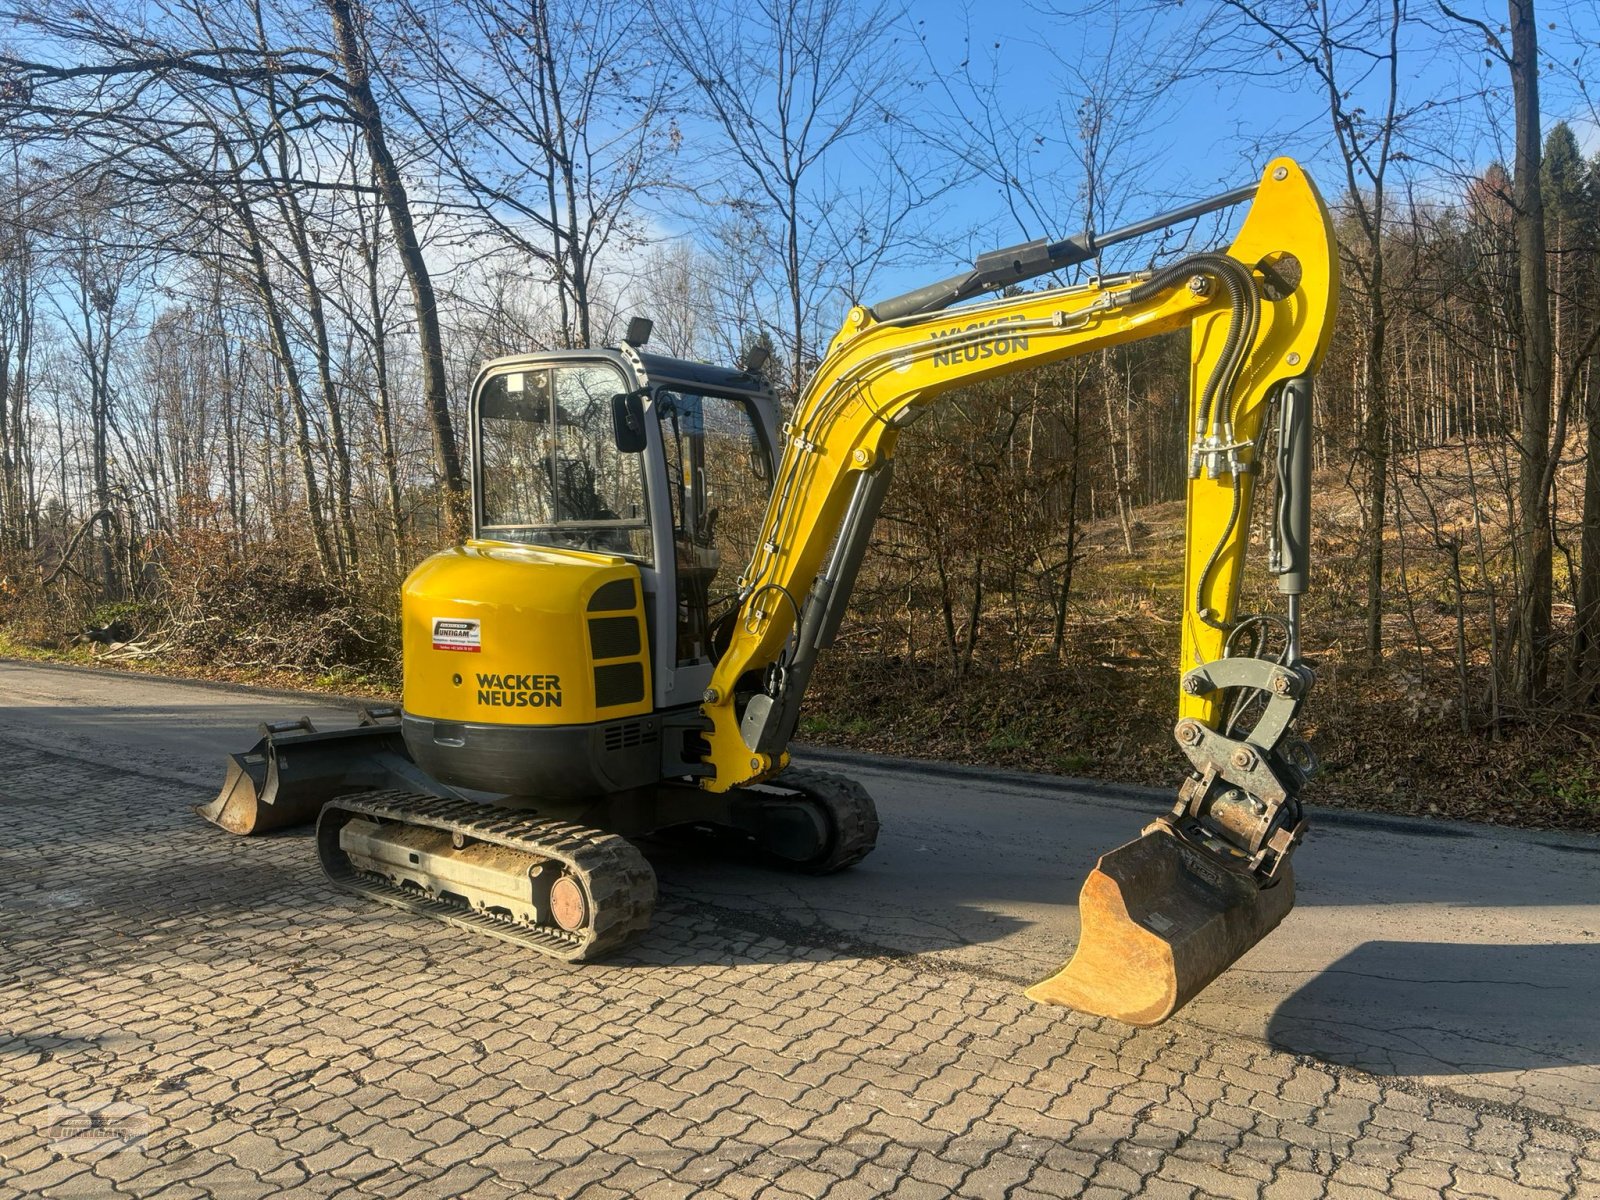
[611,391,647,453]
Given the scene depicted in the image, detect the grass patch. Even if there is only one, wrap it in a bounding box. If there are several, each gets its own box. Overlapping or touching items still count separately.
[1528,764,1600,811]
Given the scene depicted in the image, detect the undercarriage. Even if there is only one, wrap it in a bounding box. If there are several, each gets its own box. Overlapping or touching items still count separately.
[200,718,878,961]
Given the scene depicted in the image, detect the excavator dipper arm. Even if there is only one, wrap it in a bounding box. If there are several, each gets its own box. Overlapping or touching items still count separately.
[697,157,1340,1024]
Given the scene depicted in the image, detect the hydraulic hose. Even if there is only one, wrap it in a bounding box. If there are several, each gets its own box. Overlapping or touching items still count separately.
[1126,254,1257,439]
[1127,253,1263,632]
[1193,381,1280,631]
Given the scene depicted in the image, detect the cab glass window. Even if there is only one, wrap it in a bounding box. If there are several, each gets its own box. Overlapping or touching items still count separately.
[477,363,650,560]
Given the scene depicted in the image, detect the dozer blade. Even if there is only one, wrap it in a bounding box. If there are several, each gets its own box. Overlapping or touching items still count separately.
[1026,826,1294,1026]
[197,713,438,835]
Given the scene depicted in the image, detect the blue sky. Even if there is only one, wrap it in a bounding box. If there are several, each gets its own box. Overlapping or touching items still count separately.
[833,0,1600,300]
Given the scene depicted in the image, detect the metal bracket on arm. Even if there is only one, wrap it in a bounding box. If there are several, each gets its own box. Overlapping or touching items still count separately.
[1162,656,1316,882]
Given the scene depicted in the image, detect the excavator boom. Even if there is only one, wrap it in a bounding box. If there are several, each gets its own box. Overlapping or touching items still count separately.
[698,157,1340,1023]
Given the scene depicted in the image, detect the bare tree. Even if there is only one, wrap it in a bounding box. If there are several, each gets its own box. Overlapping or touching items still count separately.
[1440,0,1557,699]
[0,148,42,562]
[1503,0,1556,698]
[1200,0,1410,669]
[0,0,468,544]
[52,197,145,598]
[648,0,923,388]
[324,0,465,533]
[388,0,676,350]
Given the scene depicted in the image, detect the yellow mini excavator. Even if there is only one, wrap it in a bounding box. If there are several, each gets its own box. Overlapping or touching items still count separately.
[200,157,1338,1026]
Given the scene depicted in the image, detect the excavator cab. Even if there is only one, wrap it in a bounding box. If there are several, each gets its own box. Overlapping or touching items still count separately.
[386,346,790,802]
[463,346,780,722]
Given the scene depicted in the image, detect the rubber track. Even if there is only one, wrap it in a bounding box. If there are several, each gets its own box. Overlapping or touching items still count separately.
[317,791,656,961]
[773,768,881,874]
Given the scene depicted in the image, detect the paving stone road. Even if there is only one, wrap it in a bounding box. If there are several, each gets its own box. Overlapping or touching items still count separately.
[2,735,1598,1199]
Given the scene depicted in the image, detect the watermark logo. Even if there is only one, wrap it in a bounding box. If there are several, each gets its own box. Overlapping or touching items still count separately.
[43,1101,151,1156]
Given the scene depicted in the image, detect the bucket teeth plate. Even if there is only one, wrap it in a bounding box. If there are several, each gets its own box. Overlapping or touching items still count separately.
[1027,828,1294,1026]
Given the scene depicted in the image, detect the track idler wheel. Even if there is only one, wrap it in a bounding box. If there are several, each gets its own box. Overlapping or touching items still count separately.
[665,768,881,874]
[746,768,881,874]
[1026,826,1295,1026]
[548,875,589,932]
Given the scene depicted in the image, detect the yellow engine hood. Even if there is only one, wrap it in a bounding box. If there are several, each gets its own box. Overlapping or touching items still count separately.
[402,539,650,726]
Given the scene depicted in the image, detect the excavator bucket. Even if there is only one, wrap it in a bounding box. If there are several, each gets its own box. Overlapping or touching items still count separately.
[197,710,428,835]
[1026,827,1294,1026]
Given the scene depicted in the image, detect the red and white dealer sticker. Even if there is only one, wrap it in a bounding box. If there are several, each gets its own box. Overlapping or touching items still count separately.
[431,618,481,652]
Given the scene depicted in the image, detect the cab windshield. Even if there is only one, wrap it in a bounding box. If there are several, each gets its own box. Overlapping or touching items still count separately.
[476,362,650,559]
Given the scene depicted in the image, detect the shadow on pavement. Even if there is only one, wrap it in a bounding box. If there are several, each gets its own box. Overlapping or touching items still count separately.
[1266,939,1600,1075]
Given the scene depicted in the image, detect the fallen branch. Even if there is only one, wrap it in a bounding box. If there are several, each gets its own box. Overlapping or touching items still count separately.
[94,638,175,661]
[40,509,114,587]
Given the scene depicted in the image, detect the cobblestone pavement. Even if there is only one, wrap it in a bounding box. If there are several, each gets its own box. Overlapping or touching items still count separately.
[2,739,1597,1199]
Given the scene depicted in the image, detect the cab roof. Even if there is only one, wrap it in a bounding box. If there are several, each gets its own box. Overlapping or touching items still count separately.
[475,346,774,403]
[628,348,774,400]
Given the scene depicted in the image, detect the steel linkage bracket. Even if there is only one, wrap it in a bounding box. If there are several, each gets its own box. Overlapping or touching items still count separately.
[1161,655,1317,882]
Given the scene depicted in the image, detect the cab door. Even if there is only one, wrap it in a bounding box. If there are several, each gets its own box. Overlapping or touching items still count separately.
[646,386,776,710]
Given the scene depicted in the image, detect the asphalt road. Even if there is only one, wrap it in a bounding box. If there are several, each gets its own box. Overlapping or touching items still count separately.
[4,658,1597,1133]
